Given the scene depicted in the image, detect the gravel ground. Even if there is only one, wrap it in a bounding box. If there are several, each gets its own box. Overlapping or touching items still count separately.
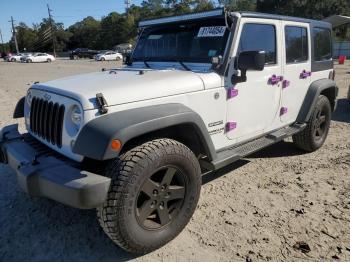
[0,59,349,262]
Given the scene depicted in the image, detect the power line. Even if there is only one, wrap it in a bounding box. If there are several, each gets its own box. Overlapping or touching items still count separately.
[9,16,19,54]
[47,4,56,57]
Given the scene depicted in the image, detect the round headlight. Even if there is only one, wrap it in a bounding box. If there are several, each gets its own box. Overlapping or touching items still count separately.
[66,104,83,137]
[71,105,82,128]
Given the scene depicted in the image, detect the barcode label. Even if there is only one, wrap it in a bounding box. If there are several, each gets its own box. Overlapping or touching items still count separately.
[197,26,226,37]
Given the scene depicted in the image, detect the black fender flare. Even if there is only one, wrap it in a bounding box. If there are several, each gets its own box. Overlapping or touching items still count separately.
[296,79,338,123]
[13,96,25,119]
[73,103,217,161]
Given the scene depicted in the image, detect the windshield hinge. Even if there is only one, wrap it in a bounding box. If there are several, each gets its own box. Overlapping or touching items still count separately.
[96,93,108,115]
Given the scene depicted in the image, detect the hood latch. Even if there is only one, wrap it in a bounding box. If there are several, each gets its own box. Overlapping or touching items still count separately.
[96,93,108,115]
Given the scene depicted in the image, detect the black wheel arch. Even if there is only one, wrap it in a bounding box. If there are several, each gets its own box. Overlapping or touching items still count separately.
[13,96,25,118]
[296,78,338,123]
[73,103,217,161]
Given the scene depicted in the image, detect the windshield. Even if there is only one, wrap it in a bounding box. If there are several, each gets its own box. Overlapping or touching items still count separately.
[133,18,230,64]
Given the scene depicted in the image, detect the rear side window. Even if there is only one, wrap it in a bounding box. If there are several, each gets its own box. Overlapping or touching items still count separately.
[285,26,308,63]
[314,28,332,61]
[239,23,277,64]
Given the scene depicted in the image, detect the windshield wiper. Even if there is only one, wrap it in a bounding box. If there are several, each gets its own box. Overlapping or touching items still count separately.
[168,58,191,71]
[178,60,190,71]
[136,57,191,71]
[143,60,150,68]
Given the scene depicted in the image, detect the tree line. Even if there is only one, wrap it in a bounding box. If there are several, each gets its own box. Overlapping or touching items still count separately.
[2,0,350,54]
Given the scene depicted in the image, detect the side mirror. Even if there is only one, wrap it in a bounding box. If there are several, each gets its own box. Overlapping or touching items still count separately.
[211,55,223,69]
[237,51,265,71]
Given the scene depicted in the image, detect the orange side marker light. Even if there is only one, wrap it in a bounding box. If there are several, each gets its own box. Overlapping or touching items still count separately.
[111,139,122,151]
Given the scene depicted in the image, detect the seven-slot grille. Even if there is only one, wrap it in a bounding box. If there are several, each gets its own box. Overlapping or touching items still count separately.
[30,97,65,148]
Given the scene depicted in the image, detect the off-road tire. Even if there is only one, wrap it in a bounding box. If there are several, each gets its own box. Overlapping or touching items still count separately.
[97,139,201,254]
[293,95,331,152]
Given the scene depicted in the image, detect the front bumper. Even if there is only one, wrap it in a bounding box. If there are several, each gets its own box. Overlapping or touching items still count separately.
[0,124,111,209]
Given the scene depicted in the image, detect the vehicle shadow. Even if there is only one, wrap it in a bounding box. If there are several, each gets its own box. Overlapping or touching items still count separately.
[202,141,307,184]
[332,99,350,123]
[248,141,305,159]
[202,159,250,185]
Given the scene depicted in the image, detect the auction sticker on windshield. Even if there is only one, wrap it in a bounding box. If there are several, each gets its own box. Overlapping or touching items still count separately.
[197,26,226,37]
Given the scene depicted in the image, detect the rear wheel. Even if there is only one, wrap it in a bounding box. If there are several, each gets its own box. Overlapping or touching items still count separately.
[97,139,201,254]
[73,55,79,60]
[293,95,331,152]
[27,59,32,63]
[101,57,105,61]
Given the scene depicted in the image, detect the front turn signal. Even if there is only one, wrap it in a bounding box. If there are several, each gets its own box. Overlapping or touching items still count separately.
[111,139,122,151]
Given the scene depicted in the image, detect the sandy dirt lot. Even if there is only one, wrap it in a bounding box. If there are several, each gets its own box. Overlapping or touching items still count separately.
[0,59,349,262]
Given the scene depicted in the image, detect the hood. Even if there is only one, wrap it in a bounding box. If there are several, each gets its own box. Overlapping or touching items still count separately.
[31,68,220,110]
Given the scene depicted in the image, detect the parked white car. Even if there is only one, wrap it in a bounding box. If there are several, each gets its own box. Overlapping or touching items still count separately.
[25,53,55,63]
[95,51,123,61]
[7,53,28,62]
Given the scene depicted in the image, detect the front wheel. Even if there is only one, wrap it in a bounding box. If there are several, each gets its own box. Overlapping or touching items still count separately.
[293,95,331,152]
[47,58,52,63]
[97,139,201,254]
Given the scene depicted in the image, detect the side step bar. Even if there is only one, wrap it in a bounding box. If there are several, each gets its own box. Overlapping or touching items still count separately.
[202,123,306,171]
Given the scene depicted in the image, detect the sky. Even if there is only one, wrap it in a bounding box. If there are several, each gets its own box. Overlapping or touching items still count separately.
[0,0,144,42]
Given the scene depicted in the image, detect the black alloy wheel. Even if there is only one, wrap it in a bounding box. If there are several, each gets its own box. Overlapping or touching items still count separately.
[313,105,328,142]
[136,166,186,230]
[293,95,331,152]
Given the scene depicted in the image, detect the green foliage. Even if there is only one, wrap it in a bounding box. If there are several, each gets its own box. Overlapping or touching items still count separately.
[257,0,350,19]
[15,23,38,51]
[9,18,71,52]
[220,0,256,11]
[0,43,11,53]
[256,0,350,40]
[67,17,101,49]
[193,0,216,12]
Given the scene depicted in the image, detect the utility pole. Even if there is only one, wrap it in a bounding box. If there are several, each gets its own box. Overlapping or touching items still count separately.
[10,16,19,54]
[0,29,5,53]
[125,0,131,11]
[47,4,56,57]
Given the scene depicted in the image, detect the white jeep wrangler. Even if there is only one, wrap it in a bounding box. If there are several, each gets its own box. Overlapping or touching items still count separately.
[0,9,337,253]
